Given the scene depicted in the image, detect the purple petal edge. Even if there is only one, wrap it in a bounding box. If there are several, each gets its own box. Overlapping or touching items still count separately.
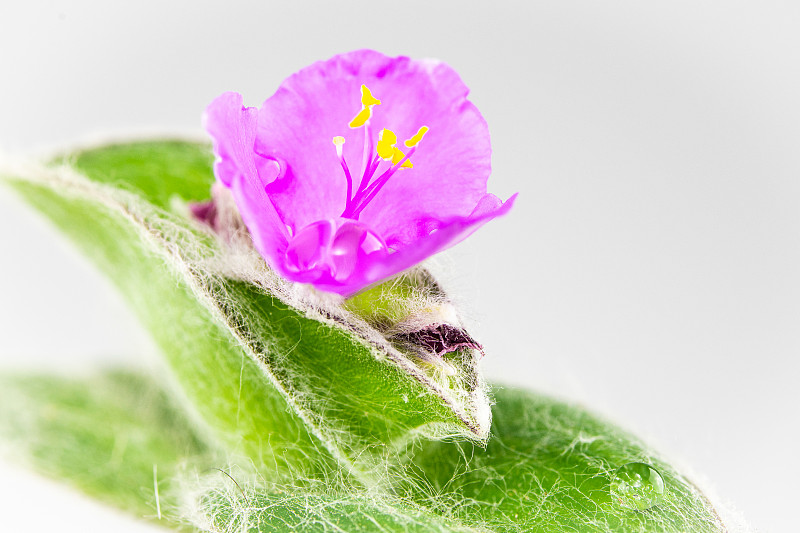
[203,92,290,269]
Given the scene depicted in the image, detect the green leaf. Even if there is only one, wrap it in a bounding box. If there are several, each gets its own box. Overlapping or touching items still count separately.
[400,387,725,532]
[6,172,334,479]
[3,140,491,481]
[197,484,472,532]
[0,371,724,532]
[0,370,468,532]
[55,140,218,210]
[0,371,208,529]
[194,385,727,532]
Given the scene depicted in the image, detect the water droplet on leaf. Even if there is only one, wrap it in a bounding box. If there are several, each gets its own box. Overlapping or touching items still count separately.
[611,462,665,510]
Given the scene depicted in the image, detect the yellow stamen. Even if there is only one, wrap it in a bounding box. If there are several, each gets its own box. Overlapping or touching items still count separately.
[380,128,397,145]
[404,126,429,148]
[377,141,394,160]
[349,106,371,128]
[361,84,381,107]
[392,147,413,168]
[376,128,397,160]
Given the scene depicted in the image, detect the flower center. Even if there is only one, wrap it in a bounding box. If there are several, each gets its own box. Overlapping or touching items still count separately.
[333,85,429,219]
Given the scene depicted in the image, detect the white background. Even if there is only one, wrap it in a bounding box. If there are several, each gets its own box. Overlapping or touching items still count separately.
[1,1,798,531]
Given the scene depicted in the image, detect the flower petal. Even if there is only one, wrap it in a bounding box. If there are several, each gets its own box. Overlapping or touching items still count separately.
[301,194,516,296]
[203,92,290,269]
[255,50,492,239]
[256,52,389,231]
[350,56,493,246]
[366,193,518,284]
[205,53,516,296]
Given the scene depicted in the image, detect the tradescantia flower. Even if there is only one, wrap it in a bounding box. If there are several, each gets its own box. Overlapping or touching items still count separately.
[203,50,516,296]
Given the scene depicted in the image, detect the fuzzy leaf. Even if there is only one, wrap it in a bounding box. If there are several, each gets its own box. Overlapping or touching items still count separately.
[6,171,335,479]
[4,141,490,480]
[197,485,471,532]
[0,371,724,532]
[196,385,727,532]
[0,371,208,530]
[401,387,725,532]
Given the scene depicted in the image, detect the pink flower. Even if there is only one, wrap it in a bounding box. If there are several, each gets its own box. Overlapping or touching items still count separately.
[204,50,516,296]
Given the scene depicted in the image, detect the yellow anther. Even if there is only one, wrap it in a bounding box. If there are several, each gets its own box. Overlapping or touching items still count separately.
[377,140,395,160]
[392,147,413,168]
[380,128,397,145]
[404,126,429,148]
[349,106,371,128]
[361,85,381,107]
[376,128,397,160]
